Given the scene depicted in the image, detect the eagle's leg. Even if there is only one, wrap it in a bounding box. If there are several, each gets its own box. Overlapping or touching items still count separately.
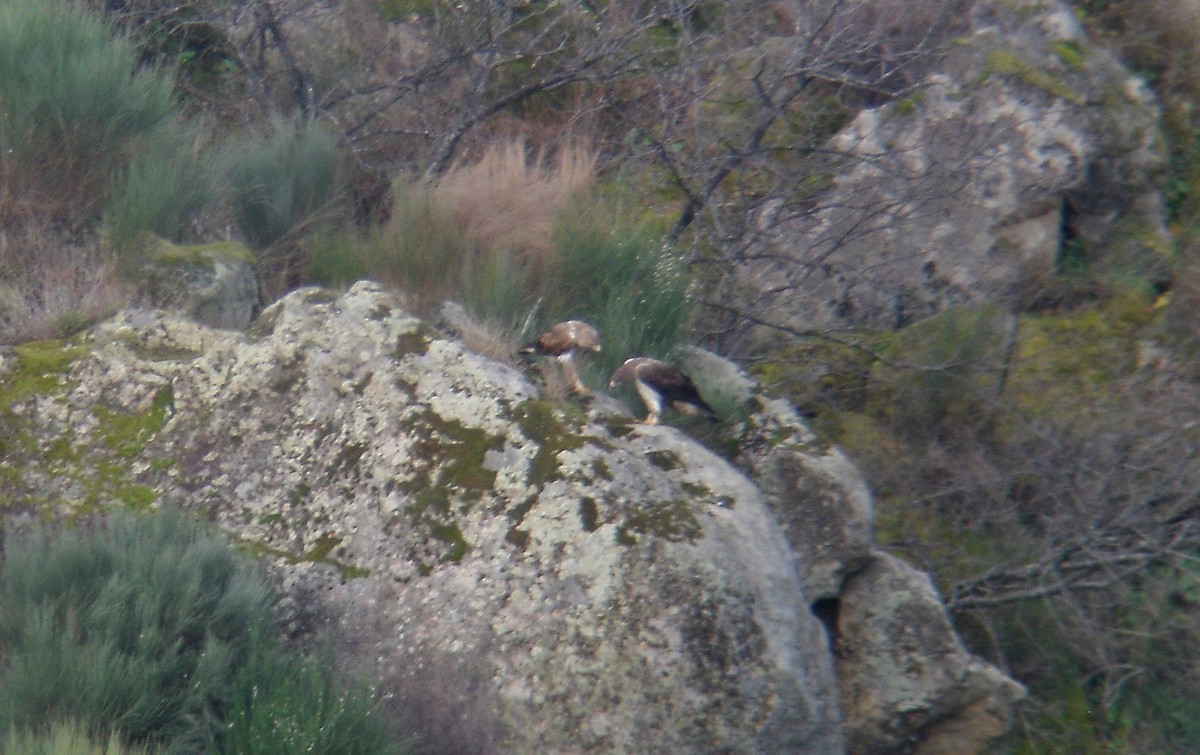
[561,357,589,395]
[633,380,662,425]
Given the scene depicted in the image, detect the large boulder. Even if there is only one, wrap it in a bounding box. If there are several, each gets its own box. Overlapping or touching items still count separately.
[836,554,1026,755]
[742,0,1168,331]
[679,347,1026,755]
[0,282,844,754]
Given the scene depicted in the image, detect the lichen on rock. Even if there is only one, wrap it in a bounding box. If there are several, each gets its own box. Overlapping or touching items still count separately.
[3,281,847,753]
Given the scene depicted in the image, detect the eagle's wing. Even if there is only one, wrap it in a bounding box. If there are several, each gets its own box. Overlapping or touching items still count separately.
[638,360,718,422]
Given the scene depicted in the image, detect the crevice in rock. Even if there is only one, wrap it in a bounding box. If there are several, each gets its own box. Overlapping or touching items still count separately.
[810,596,841,655]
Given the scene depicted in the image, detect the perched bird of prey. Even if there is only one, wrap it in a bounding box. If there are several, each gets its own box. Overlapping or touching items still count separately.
[519,320,601,394]
[608,357,718,425]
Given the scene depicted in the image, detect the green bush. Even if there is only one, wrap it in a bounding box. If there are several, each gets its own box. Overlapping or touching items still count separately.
[0,508,406,754]
[224,117,343,250]
[0,0,212,241]
[0,508,273,751]
[103,124,219,250]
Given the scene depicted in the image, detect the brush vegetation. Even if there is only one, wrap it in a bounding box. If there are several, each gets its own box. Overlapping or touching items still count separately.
[309,140,688,369]
[0,507,403,754]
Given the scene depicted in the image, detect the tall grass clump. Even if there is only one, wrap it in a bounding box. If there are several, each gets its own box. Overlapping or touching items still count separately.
[2,719,154,755]
[0,0,212,241]
[431,139,596,270]
[224,117,342,251]
[0,508,273,751]
[309,139,597,329]
[543,205,690,385]
[219,644,406,755]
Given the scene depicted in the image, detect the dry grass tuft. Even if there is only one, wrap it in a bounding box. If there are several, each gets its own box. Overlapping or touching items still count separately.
[0,222,129,344]
[430,139,597,270]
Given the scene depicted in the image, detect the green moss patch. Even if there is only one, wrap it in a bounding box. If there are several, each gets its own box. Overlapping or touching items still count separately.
[646,450,682,471]
[94,386,174,460]
[985,49,1084,104]
[579,496,601,533]
[393,327,432,357]
[241,537,370,580]
[0,345,178,517]
[2,340,86,409]
[511,400,588,486]
[1006,305,1142,423]
[616,499,702,546]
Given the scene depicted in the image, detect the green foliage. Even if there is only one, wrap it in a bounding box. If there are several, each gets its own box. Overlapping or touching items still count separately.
[218,643,406,755]
[2,719,153,755]
[103,124,219,249]
[0,0,211,241]
[0,508,405,754]
[310,190,689,378]
[307,185,489,307]
[0,508,273,751]
[870,305,1011,441]
[224,117,343,250]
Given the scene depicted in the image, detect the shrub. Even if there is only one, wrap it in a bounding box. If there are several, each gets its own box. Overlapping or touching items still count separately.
[0,508,407,754]
[224,117,343,252]
[0,508,274,751]
[543,204,690,385]
[0,0,210,240]
[307,138,688,387]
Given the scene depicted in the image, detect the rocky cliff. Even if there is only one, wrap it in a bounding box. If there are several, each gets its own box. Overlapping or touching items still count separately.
[0,282,1022,753]
[741,0,1168,332]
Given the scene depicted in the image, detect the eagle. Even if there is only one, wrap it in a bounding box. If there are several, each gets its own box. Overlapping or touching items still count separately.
[608,357,718,425]
[519,320,601,394]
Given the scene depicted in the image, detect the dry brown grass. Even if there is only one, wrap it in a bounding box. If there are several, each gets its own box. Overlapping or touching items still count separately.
[0,221,129,344]
[429,138,597,270]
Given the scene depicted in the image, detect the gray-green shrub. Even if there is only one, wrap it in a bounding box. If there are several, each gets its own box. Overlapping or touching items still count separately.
[219,643,407,755]
[0,0,212,242]
[0,508,273,751]
[223,117,343,251]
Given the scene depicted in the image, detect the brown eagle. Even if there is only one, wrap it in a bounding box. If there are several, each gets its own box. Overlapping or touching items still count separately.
[519,320,601,394]
[608,357,718,425]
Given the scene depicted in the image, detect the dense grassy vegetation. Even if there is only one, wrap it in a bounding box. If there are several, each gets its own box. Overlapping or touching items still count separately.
[308,141,689,376]
[0,508,402,754]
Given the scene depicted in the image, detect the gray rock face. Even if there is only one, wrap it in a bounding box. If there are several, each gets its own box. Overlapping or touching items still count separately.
[696,348,1025,755]
[743,0,1168,331]
[135,239,260,330]
[836,554,1026,755]
[9,282,844,754]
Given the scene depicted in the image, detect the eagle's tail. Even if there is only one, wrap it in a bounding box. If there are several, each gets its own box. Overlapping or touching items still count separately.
[674,400,719,423]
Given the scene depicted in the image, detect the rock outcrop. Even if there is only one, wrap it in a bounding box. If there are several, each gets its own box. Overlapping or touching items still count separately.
[0,282,1028,753]
[1,282,844,753]
[720,368,1026,755]
[742,0,1168,332]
